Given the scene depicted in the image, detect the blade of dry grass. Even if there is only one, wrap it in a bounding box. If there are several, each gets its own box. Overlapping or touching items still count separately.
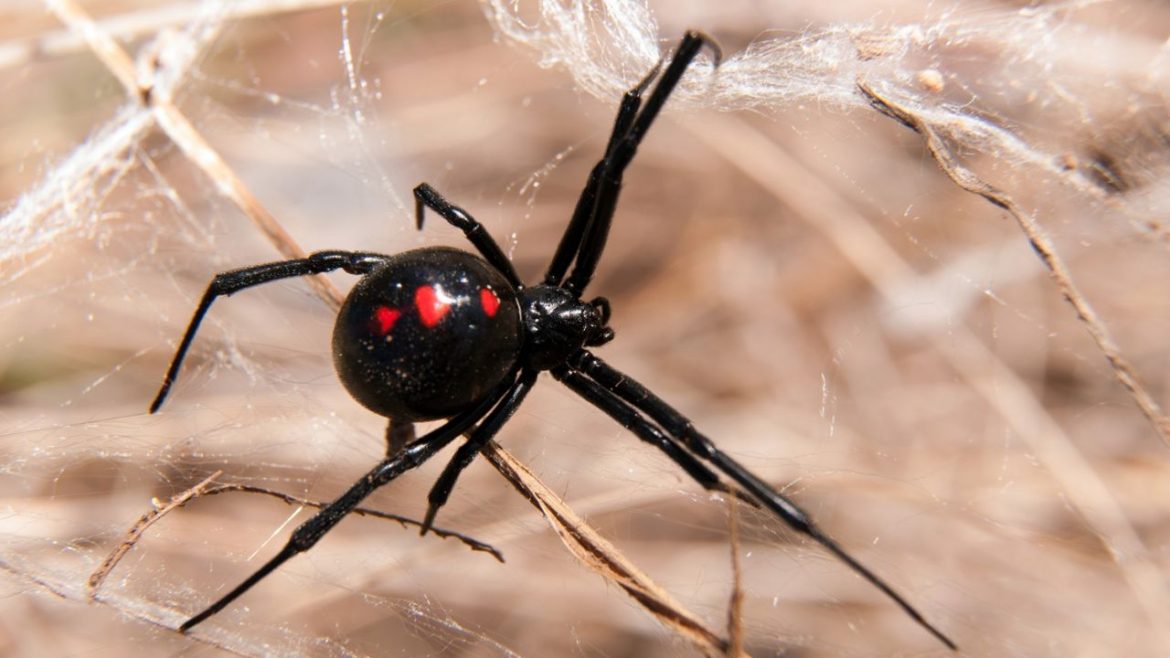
[86,470,224,599]
[684,111,1170,652]
[483,442,739,658]
[2,0,349,72]
[86,472,506,604]
[0,554,252,657]
[858,80,1170,449]
[725,498,744,658]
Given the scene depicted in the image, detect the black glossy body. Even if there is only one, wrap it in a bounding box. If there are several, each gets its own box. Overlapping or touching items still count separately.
[333,247,520,421]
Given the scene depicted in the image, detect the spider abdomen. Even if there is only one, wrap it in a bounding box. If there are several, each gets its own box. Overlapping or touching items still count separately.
[332,247,521,421]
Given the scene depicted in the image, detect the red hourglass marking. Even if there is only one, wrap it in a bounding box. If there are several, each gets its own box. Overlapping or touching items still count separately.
[480,288,500,317]
[370,306,401,336]
[416,285,452,328]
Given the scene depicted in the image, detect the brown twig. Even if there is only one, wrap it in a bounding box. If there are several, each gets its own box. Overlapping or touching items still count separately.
[683,107,1170,650]
[87,470,224,599]
[857,80,1170,449]
[482,441,737,658]
[86,472,504,603]
[197,483,505,562]
[725,498,745,658]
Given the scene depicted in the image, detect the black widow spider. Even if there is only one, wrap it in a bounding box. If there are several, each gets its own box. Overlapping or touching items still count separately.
[150,31,955,650]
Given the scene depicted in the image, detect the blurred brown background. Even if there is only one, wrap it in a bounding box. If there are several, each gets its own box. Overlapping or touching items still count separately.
[2,1,1169,656]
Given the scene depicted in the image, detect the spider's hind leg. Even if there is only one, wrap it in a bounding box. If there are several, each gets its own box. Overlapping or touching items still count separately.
[150,251,390,413]
[385,418,416,457]
[419,369,538,536]
[177,376,519,633]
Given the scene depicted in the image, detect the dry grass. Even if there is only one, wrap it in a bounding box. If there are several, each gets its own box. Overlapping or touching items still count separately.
[3,1,1170,657]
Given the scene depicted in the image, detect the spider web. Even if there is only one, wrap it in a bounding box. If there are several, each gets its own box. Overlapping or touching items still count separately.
[2,0,1170,656]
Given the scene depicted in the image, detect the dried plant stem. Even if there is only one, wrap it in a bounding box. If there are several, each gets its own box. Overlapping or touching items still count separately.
[43,0,140,95]
[196,483,505,561]
[87,471,224,598]
[857,81,1170,448]
[483,442,737,658]
[152,103,344,307]
[725,499,745,658]
[87,473,505,604]
[685,111,1170,652]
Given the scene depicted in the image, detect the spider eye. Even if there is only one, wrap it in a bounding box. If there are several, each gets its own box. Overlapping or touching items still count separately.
[589,296,611,325]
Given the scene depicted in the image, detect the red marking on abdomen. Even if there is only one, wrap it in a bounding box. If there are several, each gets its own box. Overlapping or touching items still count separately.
[370,306,401,336]
[480,288,500,317]
[415,285,451,328]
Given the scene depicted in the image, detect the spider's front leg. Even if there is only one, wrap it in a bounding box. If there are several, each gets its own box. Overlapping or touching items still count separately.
[418,369,539,535]
[561,351,959,651]
[546,31,721,296]
[554,366,747,503]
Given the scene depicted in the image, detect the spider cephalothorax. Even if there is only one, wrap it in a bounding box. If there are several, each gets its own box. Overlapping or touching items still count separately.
[517,284,613,370]
[149,31,956,650]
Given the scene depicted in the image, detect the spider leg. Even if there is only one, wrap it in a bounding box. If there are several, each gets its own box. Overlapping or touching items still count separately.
[565,351,958,651]
[556,31,721,296]
[543,56,662,286]
[385,418,416,457]
[178,376,514,633]
[552,367,744,502]
[413,183,522,287]
[419,369,539,536]
[150,251,391,413]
